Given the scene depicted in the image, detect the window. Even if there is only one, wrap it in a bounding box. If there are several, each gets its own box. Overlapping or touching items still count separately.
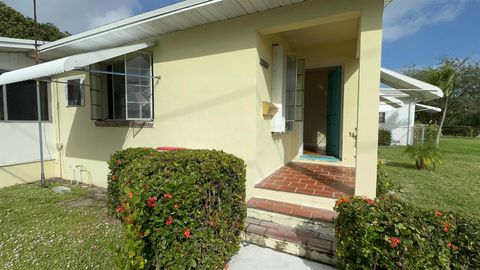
[66,78,84,106]
[96,52,153,121]
[379,112,386,124]
[0,81,49,121]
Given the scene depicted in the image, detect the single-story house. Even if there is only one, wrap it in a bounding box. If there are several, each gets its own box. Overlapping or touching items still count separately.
[379,68,443,145]
[0,0,386,262]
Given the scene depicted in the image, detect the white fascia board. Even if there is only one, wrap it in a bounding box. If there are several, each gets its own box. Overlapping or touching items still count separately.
[0,37,47,51]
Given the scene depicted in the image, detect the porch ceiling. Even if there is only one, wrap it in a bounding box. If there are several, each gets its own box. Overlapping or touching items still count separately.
[282,18,359,48]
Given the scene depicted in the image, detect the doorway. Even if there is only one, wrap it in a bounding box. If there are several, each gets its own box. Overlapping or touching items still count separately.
[302,66,342,160]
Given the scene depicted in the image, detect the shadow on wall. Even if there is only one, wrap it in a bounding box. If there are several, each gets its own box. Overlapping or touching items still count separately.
[64,104,131,162]
[0,167,33,184]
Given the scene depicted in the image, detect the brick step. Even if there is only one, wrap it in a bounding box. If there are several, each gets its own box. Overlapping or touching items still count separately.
[247,198,337,224]
[243,217,336,265]
[252,187,337,210]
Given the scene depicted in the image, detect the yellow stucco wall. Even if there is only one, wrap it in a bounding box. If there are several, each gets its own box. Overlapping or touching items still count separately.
[46,0,383,199]
[0,161,56,188]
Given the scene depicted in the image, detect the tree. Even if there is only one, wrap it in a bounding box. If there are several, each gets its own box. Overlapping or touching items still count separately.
[406,58,480,144]
[0,1,69,41]
[426,60,459,146]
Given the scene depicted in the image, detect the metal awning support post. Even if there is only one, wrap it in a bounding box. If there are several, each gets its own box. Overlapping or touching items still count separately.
[33,0,46,187]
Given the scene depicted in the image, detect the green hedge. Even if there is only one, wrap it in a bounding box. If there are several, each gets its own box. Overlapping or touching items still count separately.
[335,196,480,269]
[378,129,392,146]
[443,126,475,137]
[107,147,158,214]
[108,149,246,269]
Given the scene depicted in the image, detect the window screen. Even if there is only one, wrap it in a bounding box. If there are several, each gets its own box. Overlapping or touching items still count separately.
[285,54,297,131]
[126,53,152,120]
[5,81,49,121]
[67,79,83,106]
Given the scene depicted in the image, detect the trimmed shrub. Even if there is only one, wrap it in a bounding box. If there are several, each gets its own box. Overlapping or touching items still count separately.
[378,129,392,146]
[335,196,480,269]
[110,149,246,269]
[376,161,398,196]
[107,147,158,213]
[424,124,439,145]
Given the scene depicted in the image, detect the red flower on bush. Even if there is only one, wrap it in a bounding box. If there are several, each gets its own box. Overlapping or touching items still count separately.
[115,159,122,165]
[165,216,174,225]
[115,203,126,213]
[443,222,450,232]
[435,210,443,217]
[111,175,117,181]
[364,198,376,205]
[184,228,191,239]
[128,191,133,199]
[173,203,180,209]
[448,242,459,251]
[389,236,401,248]
[147,196,158,208]
[164,193,173,200]
[336,196,351,206]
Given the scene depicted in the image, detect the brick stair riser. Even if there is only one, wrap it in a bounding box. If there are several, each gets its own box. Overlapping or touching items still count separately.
[242,232,336,266]
[247,208,335,236]
[252,188,337,210]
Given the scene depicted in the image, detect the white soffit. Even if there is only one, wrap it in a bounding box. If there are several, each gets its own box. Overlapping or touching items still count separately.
[0,43,152,85]
[381,67,444,102]
[38,0,304,59]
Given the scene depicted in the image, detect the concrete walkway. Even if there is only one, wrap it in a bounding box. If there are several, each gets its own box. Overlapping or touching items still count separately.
[229,244,336,270]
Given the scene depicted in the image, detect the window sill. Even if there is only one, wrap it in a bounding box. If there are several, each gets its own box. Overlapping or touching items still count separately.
[94,120,154,128]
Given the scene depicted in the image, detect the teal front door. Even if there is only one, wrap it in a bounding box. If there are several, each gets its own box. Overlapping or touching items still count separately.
[326,67,342,158]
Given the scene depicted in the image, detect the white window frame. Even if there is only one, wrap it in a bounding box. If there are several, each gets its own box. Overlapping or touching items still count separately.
[65,76,85,107]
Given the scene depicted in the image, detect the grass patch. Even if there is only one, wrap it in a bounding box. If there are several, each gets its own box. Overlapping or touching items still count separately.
[379,136,480,216]
[0,183,123,269]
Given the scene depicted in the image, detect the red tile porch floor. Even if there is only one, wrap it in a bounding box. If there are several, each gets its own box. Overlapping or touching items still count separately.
[255,162,355,199]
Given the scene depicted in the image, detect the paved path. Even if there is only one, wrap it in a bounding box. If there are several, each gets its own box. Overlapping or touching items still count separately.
[229,244,336,270]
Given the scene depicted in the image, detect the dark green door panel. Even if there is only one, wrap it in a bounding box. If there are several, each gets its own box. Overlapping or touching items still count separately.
[326,67,342,158]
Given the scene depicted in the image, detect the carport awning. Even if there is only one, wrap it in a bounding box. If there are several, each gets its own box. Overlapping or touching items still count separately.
[380,95,404,108]
[0,42,153,85]
[416,103,442,113]
[381,68,443,102]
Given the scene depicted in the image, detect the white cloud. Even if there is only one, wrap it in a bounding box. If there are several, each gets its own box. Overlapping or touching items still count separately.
[383,0,467,42]
[2,0,142,34]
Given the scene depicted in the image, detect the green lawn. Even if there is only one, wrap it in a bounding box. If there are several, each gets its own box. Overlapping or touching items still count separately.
[0,183,123,269]
[379,136,480,217]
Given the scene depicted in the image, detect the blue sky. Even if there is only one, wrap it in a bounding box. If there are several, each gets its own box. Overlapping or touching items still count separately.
[3,0,479,70]
[382,0,480,70]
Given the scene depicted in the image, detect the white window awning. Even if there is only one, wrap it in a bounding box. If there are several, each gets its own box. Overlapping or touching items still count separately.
[380,68,444,102]
[0,42,153,85]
